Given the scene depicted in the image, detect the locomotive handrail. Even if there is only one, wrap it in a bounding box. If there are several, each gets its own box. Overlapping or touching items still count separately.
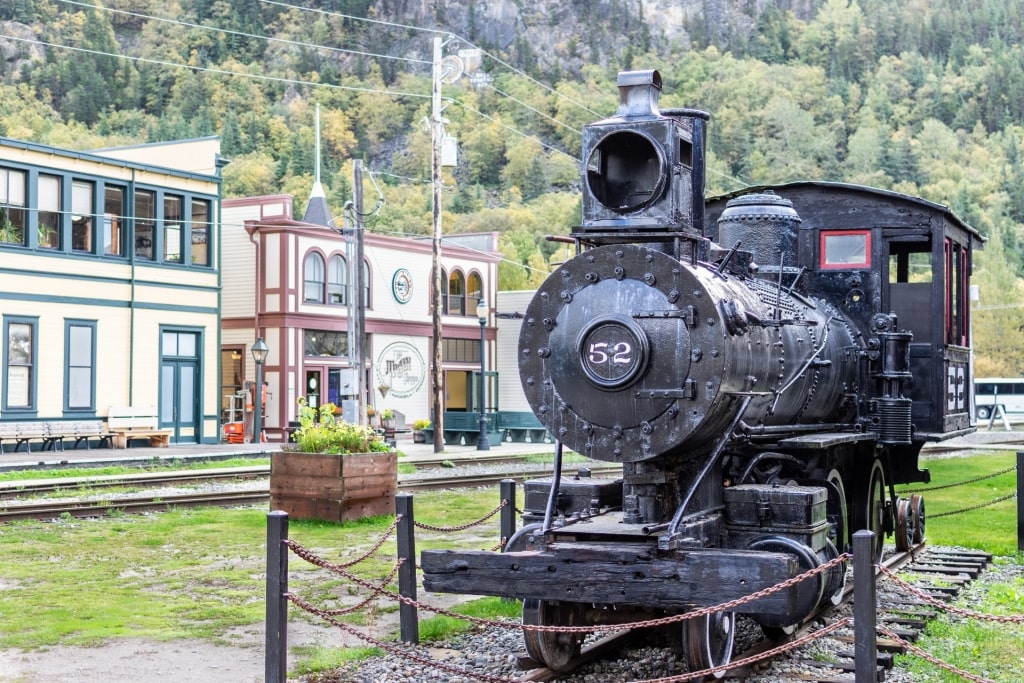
[662,395,753,550]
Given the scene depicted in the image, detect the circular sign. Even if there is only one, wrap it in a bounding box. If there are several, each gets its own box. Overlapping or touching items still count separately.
[392,268,413,304]
[576,314,649,389]
[375,341,426,399]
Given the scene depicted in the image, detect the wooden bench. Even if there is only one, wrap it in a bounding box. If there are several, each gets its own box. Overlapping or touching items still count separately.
[0,421,66,453]
[106,406,172,448]
[66,420,115,450]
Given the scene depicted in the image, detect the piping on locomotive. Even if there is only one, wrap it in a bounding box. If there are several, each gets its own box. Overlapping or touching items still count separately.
[421,69,983,675]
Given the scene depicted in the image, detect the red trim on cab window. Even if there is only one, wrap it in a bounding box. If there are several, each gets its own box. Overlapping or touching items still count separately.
[819,230,871,270]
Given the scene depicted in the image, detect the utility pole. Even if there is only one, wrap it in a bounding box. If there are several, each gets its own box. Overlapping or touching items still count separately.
[352,159,366,427]
[430,35,445,453]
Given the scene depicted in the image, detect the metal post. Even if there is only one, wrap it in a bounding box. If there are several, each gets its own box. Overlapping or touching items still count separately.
[853,530,878,683]
[1017,452,1024,551]
[477,302,490,450]
[265,511,289,683]
[430,35,445,453]
[253,360,264,443]
[396,493,419,643]
[499,479,516,549]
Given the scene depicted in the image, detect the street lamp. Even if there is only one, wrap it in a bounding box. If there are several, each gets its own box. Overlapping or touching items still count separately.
[476,297,490,451]
[251,336,269,444]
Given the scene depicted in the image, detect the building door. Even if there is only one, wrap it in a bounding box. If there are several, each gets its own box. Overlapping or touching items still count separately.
[161,330,201,443]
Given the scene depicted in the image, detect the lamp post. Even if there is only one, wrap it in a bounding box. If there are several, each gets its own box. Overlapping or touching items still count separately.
[476,297,490,451]
[251,336,269,444]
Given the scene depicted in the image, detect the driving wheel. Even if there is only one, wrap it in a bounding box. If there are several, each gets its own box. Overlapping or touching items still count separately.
[854,459,887,562]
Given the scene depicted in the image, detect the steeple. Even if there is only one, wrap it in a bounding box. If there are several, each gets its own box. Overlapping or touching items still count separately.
[302,103,333,226]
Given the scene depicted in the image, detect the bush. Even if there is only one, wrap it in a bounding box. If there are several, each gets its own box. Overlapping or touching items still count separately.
[293,399,390,454]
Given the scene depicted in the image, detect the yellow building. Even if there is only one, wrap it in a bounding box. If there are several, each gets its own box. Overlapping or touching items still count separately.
[0,136,224,445]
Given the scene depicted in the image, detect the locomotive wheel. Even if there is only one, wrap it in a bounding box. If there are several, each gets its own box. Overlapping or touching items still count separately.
[853,460,887,562]
[910,493,926,543]
[522,599,585,672]
[682,610,735,679]
[895,498,915,552]
[824,469,849,554]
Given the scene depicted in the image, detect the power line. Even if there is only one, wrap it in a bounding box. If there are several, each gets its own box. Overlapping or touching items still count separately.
[0,32,431,102]
[56,0,431,65]
[454,101,579,162]
[257,0,602,118]
[45,0,582,166]
[483,83,583,137]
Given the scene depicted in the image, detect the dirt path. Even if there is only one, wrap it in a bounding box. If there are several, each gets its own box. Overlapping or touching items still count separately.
[0,618,367,682]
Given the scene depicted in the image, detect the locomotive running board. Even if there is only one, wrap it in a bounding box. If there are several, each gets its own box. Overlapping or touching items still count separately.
[420,543,801,615]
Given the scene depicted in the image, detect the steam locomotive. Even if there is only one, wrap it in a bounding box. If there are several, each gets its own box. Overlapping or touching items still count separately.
[421,69,982,675]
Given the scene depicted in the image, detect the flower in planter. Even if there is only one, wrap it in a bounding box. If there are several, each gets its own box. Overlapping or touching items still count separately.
[293,399,390,454]
[412,418,430,431]
[381,408,394,420]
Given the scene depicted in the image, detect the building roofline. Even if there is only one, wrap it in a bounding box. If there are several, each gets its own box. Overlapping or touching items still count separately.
[0,135,222,184]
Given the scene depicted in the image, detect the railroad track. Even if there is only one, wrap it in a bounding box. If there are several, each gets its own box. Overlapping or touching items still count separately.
[511,543,992,682]
[0,463,622,521]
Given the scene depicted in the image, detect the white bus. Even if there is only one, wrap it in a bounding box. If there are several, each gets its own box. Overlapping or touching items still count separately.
[973,377,1024,420]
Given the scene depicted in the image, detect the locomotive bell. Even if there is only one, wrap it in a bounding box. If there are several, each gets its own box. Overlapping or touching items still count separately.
[717,192,802,269]
[579,69,709,236]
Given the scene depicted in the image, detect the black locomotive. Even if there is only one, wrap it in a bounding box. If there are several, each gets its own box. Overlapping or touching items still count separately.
[421,69,982,675]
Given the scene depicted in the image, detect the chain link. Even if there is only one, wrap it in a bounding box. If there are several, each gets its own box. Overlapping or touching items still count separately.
[877,625,996,683]
[878,564,1024,623]
[286,592,515,683]
[897,465,1016,495]
[928,492,1017,519]
[285,538,850,634]
[320,559,404,616]
[635,617,853,683]
[329,514,402,568]
[413,499,507,532]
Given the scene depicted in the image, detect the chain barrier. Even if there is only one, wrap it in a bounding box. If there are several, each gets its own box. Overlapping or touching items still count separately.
[632,617,853,683]
[412,499,507,532]
[331,514,402,568]
[286,592,515,683]
[877,564,1024,623]
[877,624,996,683]
[285,537,850,634]
[287,586,852,683]
[320,559,404,617]
[897,465,1016,495]
[928,492,1017,519]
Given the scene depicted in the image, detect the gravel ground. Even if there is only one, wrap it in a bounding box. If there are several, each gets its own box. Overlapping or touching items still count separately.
[303,549,1023,683]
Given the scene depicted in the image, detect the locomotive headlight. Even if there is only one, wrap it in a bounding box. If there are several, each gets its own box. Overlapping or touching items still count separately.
[585,130,668,214]
[576,69,709,236]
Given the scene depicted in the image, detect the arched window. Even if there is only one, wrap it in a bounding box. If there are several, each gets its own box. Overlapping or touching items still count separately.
[448,270,465,316]
[362,260,371,309]
[466,271,482,314]
[440,268,449,314]
[327,255,347,305]
[304,252,325,303]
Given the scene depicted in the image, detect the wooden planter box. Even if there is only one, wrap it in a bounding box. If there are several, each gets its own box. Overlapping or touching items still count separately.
[270,450,397,522]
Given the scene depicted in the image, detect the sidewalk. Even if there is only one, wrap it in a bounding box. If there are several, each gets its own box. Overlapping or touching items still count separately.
[0,431,563,472]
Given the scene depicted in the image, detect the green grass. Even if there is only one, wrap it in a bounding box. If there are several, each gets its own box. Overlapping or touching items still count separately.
[0,483,510,676]
[892,450,1024,681]
[0,456,270,483]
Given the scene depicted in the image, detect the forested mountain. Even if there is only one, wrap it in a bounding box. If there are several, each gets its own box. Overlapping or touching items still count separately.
[2,0,1024,373]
